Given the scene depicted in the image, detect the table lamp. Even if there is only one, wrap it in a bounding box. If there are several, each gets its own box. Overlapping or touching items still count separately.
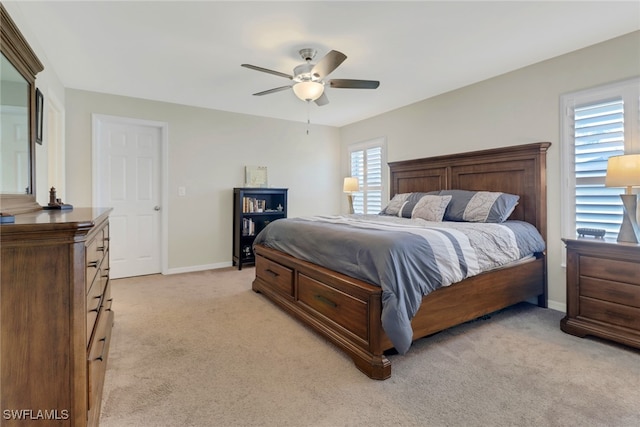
[605,153,640,243]
[343,177,359,214]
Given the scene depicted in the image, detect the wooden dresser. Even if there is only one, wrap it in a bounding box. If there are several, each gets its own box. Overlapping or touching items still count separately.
[561,238,640,349]
[1,208,114,427]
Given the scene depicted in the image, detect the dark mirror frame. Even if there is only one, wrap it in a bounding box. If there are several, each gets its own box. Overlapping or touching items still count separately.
[1,3,44,216]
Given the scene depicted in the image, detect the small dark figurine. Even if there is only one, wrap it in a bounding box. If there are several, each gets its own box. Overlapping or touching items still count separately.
[48,186,57,205]
[44,187,73,210]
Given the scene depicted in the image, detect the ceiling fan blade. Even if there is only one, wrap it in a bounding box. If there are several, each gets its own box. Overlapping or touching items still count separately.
[252,86,292,96]
[314,92,329,106]
[241,64,293,80]
[311,50,347,79]
[329,79,380,89]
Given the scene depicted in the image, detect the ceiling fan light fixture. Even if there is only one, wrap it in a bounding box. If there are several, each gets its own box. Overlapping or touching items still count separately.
[243,48,378,107]
[292,81,324,102]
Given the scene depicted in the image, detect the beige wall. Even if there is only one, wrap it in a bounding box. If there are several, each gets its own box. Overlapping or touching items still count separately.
[8,0,639,307]
[340,31,640,310]
[65,90,341,271]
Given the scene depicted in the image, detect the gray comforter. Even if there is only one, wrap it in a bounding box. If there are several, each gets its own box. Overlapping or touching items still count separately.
[253,214,546,354]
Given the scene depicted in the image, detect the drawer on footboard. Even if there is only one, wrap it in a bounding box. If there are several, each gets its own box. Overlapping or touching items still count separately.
[298,273,369,341]
[255,254,294,297]
[252,244,391,379]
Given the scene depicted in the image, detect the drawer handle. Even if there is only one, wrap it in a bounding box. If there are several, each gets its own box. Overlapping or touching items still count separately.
[88,261,99,268]
[97,246,105,252]
[89,297,101,312]
[314,294,338,308]
[93,337,107,362]
[265,268,280,278]
[104,237,110,242]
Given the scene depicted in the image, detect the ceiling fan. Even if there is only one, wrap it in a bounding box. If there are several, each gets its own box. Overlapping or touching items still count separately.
[241,48,380,106]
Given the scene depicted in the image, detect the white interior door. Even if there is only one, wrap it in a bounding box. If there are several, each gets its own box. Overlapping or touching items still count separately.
[93,115,165,279]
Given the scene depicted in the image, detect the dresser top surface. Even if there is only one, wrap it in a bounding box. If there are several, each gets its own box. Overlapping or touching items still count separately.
[0,207,112,236]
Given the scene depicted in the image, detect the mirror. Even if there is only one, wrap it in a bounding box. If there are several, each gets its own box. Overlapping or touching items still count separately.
[0,4,44,216]
[1,53,30,194]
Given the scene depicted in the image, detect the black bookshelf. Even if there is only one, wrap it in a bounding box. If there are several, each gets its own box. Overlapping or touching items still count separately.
[232,187,288,270]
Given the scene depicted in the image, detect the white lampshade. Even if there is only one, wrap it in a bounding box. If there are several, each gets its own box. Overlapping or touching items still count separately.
[343,177,359,193]
[292,81,324,101]
[605,154,640,194]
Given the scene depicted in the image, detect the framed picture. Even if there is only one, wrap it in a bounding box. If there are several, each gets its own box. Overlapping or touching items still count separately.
[245,165,268,187]
[35,88,43,144]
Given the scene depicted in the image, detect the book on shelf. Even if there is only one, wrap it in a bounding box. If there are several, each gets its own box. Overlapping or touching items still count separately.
[242,217,255,236]
[242,197,267,213]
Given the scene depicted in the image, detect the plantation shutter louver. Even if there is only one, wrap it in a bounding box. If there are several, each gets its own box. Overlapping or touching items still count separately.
[350,145,383,214]
[573,98,625,237]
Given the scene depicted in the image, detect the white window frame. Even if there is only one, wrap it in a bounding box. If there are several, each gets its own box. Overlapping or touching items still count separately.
[560,77,640,259]
[347,137,387,214]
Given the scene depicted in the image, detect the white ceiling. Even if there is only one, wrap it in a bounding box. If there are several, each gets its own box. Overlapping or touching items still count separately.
[10,1,640,127]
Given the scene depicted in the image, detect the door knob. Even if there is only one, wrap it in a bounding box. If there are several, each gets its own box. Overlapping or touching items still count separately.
[154,206,161,211]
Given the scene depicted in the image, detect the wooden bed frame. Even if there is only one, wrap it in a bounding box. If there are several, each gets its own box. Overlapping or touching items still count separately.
[252,142,551,379]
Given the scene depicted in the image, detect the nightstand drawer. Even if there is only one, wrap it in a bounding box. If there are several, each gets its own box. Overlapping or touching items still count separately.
[581,276,640,308]
[580,297,640,330]
[580,255,640,286]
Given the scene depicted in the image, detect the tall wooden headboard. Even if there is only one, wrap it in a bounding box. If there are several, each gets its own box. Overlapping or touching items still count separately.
[388,142,551,241]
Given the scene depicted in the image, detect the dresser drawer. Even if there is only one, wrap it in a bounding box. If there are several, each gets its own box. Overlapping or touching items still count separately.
[103,224,110,252]
[581,276,640,309]
[298,273,368,341]
[86,247,104,290]
[86,270,104,345]
[86,228,109,287]
[580,297,640,331]
[580,255,640,286]
[88,309,114,418]
[256,255,294,297]
[102,279,113,312]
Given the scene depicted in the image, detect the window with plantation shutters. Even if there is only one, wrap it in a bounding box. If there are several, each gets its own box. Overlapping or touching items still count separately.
[349,138,386,214]
[573,99,625,236]
[561,78,640,242]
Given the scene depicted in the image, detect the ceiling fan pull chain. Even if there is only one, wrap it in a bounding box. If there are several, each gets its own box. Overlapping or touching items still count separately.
[306,100,311,135]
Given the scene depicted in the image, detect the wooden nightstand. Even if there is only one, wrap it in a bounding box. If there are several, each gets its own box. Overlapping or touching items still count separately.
[561,238,640,349]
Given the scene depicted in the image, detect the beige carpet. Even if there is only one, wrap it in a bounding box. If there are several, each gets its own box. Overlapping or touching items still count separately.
[100,267,640,427]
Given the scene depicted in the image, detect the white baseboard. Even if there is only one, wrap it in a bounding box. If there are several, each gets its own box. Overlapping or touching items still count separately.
[547,299,566,313]
[165,261,233,275]
[526,296,565,313]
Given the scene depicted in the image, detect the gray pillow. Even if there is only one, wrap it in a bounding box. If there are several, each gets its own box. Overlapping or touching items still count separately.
[380,191,440,216]
[411,195,452,222]
[380,193,410,216]
[398,192,441,218]
[439,189,519,223]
